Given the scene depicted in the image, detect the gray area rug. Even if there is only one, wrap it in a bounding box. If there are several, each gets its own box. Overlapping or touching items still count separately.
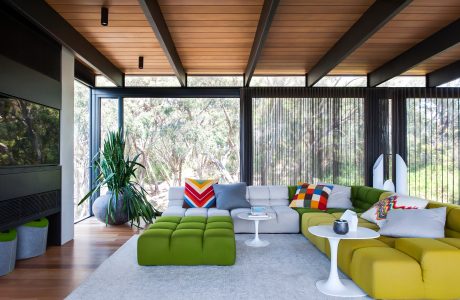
[66,234,370,300]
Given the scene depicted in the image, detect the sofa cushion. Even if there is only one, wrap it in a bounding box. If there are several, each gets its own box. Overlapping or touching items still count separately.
[437,238,460,249]
[351,186,388,211]
[268,185,289,206]
[293,207,348,215]
[395,238,460,299]
[213,183,251,210]
[350,247,425,299]
[247,186,270,206]
[318,182,353,209]
[184,208,208,217]
[231,206,298,233]
[207,208,231,217]
[162,206,186,217]
[288,185,297,201]
[289,183,332,210]
[379,207,446,238]
[183,178,218,208]
[360,194,428,227]
[326,239,389,276]
[168,187,185,207]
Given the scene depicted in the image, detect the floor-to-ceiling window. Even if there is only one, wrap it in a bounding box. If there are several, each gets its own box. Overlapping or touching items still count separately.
[407,94,460,203]
[74,80,91,221]
[123,97,240,211]
[100,98,119,142]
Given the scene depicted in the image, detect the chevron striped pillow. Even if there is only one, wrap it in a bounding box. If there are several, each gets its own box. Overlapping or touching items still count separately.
[183,178,218,208]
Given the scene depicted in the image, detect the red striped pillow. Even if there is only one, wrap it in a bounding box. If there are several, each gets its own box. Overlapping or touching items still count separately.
[183,178,218,208]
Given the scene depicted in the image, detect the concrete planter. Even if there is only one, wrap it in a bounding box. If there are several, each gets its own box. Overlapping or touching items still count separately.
[92,192,129,225]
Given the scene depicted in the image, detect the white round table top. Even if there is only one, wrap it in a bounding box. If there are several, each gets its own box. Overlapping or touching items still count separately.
[237,212,274,221]
[308,225,380,240]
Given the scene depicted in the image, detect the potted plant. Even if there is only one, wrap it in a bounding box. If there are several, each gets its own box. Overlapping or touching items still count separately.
[79,130,159,227]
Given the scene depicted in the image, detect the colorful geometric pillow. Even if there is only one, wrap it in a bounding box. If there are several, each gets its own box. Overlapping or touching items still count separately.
[360,194,428,227]
[289,183,333,211]
[183,178,218,208]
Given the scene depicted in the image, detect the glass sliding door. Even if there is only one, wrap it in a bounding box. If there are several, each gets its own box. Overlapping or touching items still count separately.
[123,98,240,211]
[74,80,91,221]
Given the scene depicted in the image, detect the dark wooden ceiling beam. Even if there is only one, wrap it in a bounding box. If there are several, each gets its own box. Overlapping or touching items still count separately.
[426,60,460,87]
[244,0,280,87]
[139,0,186,87]
[368,19,460,87]
[306,0,412,87]
[3,0,124,86]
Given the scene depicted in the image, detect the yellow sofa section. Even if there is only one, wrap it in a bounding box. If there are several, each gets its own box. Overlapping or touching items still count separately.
[301,201,460,299]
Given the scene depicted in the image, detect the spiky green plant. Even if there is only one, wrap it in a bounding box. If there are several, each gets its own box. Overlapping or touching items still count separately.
[78,130,158,227]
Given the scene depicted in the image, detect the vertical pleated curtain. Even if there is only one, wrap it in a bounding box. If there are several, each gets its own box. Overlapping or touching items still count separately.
[394,88,460,204]
[250,87,366,186]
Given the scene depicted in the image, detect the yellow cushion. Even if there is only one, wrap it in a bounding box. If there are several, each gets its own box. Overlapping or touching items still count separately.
[351,247,425,299]
[324,239,389,276]
[437,238,460,249]
[427,201,460,236]
[396,238,460,299]
[354,222,379,231]
[330,212,343,219]
[377,235,397,247]
[445,228,460,238]
[301,215,335,253]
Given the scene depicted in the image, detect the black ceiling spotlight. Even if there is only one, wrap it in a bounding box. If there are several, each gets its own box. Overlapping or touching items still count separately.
[138,56,144,69]
[101,7,108,26]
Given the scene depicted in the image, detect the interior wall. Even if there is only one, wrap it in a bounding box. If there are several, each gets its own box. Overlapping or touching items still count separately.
[60,47,75,245]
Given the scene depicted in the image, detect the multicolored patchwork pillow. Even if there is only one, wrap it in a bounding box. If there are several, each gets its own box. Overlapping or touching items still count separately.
[360,194,428,227]
[289,183,333,211]
[183,178,218,208]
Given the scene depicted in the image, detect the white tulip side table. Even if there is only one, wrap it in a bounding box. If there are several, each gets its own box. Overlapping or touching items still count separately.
[237,212,274,247]
[308,225,380,297]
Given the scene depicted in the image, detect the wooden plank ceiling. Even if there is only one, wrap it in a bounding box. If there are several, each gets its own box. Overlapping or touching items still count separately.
[46,0,459,77]
[254,0,375,75]
[333,0,460,75]
[46,0,174,74]
[159,0,263,75]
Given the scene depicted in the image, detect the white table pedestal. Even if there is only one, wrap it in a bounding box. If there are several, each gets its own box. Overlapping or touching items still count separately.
[316,237,366,297]
[308,225,380,298]
[245,219,269,247]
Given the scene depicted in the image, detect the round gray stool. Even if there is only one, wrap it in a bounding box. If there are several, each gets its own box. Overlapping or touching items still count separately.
[0,229,17,276]
[16,218,49,260]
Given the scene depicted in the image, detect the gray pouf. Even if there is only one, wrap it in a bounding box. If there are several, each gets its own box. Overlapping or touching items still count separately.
[0,229,17,276]
[16,218,48,260]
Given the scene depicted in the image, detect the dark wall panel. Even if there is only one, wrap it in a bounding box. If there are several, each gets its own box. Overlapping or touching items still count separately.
[0,3,61,81]
[0,55,61,109]
[0,166,62,201]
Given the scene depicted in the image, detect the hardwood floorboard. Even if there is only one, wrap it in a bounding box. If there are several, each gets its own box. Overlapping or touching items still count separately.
[0,218,139,300]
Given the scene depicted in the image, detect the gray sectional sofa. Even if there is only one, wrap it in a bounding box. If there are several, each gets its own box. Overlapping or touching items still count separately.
[162,185,299,233]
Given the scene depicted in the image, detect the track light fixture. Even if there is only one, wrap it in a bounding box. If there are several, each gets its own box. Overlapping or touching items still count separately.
[138,56,144,69]
[101,7,108,26]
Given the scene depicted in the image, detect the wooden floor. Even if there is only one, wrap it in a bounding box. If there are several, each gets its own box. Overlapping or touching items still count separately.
[0,218,139,300]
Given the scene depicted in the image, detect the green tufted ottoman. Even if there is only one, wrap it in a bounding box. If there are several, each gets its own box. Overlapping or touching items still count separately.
[137,216,235,266]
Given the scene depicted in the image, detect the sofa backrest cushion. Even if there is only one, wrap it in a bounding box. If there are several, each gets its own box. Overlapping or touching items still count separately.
[427,201,460,237]
[246,185,289,206]
[351,186,388,211]
[168,185,289,208]
[168,187,185,207]
[288,185,297,201]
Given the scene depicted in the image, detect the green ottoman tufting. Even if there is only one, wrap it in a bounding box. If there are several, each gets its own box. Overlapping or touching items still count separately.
[137,216,236,266]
